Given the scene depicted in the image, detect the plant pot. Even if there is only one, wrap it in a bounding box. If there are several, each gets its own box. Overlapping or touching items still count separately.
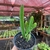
[13,32,36,50]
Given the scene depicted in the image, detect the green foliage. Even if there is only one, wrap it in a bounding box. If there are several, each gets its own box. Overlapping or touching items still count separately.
[46,26,50,34]
[19,5,37,41]
[43,26,50,34]
[19,5,25,38]
[30,11,42,23]
[0,30,19,38]
[37,42,50,50]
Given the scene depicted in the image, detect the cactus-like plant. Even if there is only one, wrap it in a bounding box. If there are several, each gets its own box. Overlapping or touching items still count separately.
[19,5,37,41]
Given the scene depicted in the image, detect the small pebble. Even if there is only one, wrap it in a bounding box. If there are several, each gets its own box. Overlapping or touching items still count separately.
[20,36,22,38]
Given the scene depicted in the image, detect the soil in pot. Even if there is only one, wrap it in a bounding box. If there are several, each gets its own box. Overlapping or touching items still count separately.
[13,32,36,49]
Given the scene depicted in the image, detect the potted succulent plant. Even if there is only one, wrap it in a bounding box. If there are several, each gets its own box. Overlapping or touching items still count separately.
[13,5,37,50]
[33,42,50,50]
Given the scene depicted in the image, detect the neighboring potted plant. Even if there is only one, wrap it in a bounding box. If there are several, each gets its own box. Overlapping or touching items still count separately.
[13,5,37,50]
[33,42,50,50]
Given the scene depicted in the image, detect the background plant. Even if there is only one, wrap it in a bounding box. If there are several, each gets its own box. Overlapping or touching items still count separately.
[43,26,50,34]
[33,42,50,50]
[19,5,37,41]
[37,42,50,50]
[29,10,43,27]
[45,26,50,34]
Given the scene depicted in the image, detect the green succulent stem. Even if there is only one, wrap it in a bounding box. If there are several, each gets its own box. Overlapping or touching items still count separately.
[19,5,37,41]
[19,5,25,38]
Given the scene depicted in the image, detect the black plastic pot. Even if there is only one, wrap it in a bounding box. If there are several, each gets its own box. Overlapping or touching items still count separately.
[13,32,36,50]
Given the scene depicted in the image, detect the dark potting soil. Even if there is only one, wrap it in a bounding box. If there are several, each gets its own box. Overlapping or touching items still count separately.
[14,33,35,49]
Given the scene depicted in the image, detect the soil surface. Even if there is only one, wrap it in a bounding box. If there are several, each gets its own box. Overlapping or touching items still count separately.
[14,32,35,49]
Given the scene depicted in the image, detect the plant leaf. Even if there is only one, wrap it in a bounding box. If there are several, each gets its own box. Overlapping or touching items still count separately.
[29,22,37,32]
[19,5,25,37]
[28,16,34,30]
[25,34,31,42]
[25,21,29,32]
[25,16,35,36]
[25,22,37,36]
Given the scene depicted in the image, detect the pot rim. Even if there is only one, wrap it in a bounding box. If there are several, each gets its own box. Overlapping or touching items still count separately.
[13,32,36,50]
